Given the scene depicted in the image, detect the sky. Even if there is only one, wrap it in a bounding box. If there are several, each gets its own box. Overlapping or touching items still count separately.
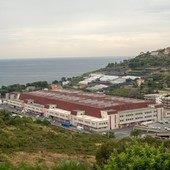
[0,0,170,59]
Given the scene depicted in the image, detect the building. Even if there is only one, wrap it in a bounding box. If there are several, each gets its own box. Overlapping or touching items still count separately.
[122,76,141,80]
[161,96,170,109]
[144,94,170,118]
[139,52,144,55]
[150,51,159,56]
[160,96,170,118]
[163,47,170,55]
[144,94,166,104]
[99,75,119,82]
[51,84,63,91]
[86,84,108,92]
[79,74,103,88]
[26,86,36,91]
[136,78,145,86]
[6,89,164,132]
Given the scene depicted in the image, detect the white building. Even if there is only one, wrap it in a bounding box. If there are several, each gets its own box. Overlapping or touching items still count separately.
[144,94,166,104]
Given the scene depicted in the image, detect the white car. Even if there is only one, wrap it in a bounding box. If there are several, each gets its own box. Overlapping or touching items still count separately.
[157,127,161,130]
[158,121,165,124]
[167,127,170,131]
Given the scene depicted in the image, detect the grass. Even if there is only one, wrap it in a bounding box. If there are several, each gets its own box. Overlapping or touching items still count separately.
[0,109,109,168]
[0,161,90,170]
[0,117,108,155]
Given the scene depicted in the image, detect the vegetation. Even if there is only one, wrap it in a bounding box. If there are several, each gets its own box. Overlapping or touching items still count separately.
[103,143,170,170]
[0,109,109,169]
[0,161,89,170]
[26,81,49,89]
[96,137,170,169]
[91,47,170,98]
[130,129,141,138]
[0,81,50,97]
[0,162,47,170]
[0,110,170,169]
[52,160,89,170]
[0,109,108,155]
[128,52,170,69]
[0,84,26,96]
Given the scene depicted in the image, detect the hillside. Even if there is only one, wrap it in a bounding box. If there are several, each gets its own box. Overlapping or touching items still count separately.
[67,47,170,99]
[1,109,170,170]
[103,47,170,76]
[0,109,109,168]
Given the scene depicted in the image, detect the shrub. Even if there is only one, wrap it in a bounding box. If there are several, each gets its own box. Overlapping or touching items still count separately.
[52,160,89,170]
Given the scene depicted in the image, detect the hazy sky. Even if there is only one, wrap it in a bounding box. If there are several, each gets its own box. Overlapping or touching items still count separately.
[0,0,170,59]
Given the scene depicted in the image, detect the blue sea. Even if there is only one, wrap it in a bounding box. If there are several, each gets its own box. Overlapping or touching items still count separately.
[0,57,128,87]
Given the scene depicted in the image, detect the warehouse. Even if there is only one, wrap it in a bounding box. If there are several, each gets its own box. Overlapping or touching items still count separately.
[7,89,164,132]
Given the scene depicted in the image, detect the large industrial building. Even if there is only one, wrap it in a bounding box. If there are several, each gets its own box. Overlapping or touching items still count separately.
[6,89,164,132]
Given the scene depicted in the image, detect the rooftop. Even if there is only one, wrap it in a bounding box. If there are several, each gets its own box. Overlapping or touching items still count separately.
[48,108,71,115]
[26,89,148,109]
[19,89,156,118]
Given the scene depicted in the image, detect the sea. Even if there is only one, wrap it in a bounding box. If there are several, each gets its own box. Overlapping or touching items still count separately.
[0,56,129,87]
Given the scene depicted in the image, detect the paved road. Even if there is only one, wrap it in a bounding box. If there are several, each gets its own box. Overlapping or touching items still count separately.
[113,127,133,138]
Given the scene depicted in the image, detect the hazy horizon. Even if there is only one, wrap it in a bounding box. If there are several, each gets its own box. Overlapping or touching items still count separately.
[0,55,132,60]
[0,0,170,59]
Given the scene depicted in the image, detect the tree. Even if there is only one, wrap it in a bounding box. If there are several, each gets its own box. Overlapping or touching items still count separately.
[61,77,66,82]
[128,88,138,98]
[107,131,115,138]
[52,80,59,84]
[130,129,140,138]
[96,138,134,168]
[96,140,118,167]
[103,143,170,170]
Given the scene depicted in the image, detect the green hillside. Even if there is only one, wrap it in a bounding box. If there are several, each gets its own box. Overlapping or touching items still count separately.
[104,47,170,75]
[0,109,109,168]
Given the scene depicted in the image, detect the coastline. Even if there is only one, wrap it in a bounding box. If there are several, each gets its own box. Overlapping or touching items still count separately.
[0,56,128,87]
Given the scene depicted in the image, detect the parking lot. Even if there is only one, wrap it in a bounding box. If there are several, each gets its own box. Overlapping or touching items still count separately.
[147,120,170,131]
[112,127,133,138]
[134,119,170,139]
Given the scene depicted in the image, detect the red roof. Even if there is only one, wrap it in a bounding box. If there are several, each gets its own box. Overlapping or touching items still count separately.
[19,90,156,118]
[154,104,164,108]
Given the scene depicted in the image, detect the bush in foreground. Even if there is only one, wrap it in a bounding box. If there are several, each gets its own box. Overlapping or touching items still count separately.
[103,143,170,170]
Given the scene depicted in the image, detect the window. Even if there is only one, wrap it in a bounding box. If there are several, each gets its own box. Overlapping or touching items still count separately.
[145,115,152,118]
[145,111,152,114]
[136,112,143,115]
[85,121,90,124]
